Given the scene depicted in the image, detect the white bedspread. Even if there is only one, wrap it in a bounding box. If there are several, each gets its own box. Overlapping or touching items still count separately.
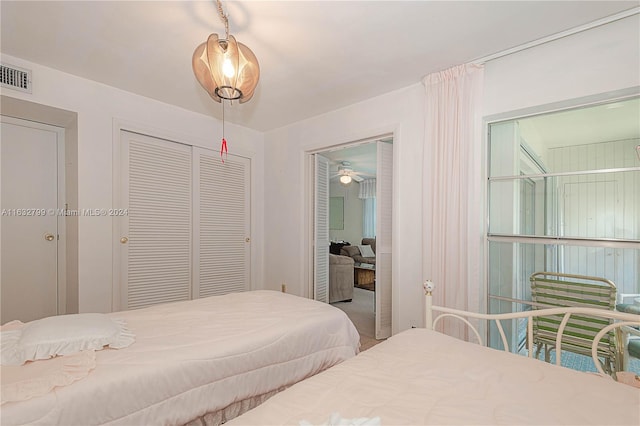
[2,291,360,425]
[229,328,640,425]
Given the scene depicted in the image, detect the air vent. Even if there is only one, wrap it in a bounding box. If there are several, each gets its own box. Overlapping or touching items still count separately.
[1,63,32,93]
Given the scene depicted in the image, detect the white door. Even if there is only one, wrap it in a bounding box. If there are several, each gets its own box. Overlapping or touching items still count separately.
[375,141,393,339]
[193,147,251,297]
[117,131,192,310]
[562,180,618,278]
[314,154,330,303]
[1,116,64,324]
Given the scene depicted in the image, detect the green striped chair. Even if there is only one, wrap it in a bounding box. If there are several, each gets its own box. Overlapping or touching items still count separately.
[530,272,618,375]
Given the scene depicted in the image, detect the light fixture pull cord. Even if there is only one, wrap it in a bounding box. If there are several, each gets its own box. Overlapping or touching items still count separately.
[216,0,230,39]
[220,100,228,163]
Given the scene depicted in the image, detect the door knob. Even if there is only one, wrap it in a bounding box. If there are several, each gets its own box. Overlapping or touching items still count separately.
[44,233,55,241]
[120,237,128,244]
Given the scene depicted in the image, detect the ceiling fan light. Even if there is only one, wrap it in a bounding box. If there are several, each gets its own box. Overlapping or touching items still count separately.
[192,34,260,103]
[340,175,352,185]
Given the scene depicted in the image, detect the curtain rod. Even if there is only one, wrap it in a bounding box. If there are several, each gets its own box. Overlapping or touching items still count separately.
[472,7,639,65]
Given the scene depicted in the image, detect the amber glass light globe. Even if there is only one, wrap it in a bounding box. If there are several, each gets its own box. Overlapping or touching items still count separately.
[193,34,260,103]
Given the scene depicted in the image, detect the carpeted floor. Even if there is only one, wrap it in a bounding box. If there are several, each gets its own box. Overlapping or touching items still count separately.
[332,287,383,351]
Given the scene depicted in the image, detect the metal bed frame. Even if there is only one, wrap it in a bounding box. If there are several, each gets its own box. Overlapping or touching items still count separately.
[423,280,640,378]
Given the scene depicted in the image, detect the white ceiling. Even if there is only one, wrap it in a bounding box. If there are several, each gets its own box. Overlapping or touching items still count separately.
[1,1,637,132]
[324,142,379,180]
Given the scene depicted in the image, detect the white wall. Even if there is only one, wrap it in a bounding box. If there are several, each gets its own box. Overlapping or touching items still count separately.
[329,180,363,245]
[0,53,265,314]
[484,15,639,117]
[263,15,639,335]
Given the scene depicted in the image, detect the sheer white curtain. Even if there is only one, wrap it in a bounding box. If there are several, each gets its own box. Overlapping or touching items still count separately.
[359,179,376,238]
[422,63,484,339]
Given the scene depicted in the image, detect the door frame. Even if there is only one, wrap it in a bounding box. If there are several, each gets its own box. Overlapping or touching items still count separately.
[0,115,67,317]
[304,132,395,335]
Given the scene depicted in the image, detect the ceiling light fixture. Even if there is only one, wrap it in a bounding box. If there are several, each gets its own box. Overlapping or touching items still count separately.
[192,0,260,161]
[340,175,352,185]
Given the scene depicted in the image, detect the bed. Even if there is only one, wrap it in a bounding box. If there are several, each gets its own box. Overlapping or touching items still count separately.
[228,283,640,426]
[1,290,360,425]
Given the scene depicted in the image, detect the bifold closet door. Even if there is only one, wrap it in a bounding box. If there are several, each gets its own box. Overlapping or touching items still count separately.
[314,154,330,303]
[193,148,251,297]
[375,141,393,339]
[118,131,192,310]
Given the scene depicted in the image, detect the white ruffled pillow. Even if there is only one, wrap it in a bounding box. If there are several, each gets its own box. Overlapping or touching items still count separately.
[357,244,375,258]
[1,313,135,366]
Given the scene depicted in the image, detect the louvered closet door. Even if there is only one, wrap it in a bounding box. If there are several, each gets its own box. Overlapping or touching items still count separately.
[314,154,330,303]
[119,131,192,310]
[375,141,393,339]
[193,148,251,297]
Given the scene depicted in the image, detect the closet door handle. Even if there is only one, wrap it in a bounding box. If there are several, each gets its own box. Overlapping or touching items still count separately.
[44,233,55,241]
[120,237,129,244]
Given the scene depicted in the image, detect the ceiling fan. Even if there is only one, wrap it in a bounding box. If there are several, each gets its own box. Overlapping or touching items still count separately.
[331,161,365,184]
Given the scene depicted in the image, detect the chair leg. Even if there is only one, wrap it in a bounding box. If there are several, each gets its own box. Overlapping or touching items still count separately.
[614,329,626,373]
[534,343,542,360]
[544,344,551,363]
[534,343,552,363]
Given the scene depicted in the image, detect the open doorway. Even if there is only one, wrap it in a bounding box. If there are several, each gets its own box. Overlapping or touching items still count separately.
[309,136,393,346]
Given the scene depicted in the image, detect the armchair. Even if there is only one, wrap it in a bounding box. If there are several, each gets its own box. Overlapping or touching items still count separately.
[329,254,354,303]
[530,271,618,374]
